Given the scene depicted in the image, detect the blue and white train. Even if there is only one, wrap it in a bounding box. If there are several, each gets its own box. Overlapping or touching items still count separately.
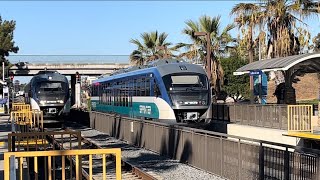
[90,59,211,123]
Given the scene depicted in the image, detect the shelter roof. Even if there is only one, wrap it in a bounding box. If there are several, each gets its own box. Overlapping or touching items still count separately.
[234,53,320,75]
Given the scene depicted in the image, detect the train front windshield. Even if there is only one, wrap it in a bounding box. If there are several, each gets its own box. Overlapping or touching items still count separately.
[163,74,208,90]
[162,74,209,106]
[35,82,68,103]
[36,82,67,93]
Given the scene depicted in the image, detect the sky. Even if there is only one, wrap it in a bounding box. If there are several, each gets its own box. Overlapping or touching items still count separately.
[1,1,319,55]
[1,0,320,83]
[0,1,319,55]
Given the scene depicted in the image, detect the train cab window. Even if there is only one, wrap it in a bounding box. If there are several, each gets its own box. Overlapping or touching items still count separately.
[162,74,208,91]
[92,83,100,96]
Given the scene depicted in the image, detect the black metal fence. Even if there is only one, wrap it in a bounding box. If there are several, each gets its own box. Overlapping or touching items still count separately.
[90,111,320,180]
[212,104,288,130]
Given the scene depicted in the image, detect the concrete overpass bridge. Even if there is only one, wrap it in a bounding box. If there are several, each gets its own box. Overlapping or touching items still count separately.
[8,55,130,76]
[10,63,129,76]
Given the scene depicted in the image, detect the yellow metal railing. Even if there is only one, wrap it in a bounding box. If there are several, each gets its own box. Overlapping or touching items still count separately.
[8,130,82,152]
[10,110,44,132]
[288,105,312,133]
[4,148,122,180]
[12,104,30,112]
[12,103,25,105]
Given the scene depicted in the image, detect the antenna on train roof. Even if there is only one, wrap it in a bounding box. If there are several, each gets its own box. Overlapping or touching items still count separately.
[146,59,185,67]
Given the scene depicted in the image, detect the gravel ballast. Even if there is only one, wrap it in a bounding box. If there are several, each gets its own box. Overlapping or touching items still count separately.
[66,123,225,180]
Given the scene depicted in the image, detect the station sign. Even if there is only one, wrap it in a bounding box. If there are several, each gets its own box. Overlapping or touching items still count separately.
[249,70,262,76]
[253,73,268,96]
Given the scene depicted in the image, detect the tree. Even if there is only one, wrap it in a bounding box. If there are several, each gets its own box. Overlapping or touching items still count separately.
[312,33,320,52]
[129,31,176,66]
[221,56,250,101]
[178,15,235,94]
[0,16,19,78]
[264,0,317,58]
[232,0,319,58]
[0,16,19,60]
[231,3,263,63]
[231,0,318,102]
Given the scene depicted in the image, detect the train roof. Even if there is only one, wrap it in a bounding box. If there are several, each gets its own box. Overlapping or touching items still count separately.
[30,70,68,84]
[93,59,206,84]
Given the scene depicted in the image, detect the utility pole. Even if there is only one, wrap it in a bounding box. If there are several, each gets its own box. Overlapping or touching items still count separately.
[2,61,4,100]
[258,25,262,104]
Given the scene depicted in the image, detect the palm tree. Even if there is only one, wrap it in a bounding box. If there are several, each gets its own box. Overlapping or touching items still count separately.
[232,0,318,59]
[231,3,264,63]
[178,15,235,94]
[231,0,318,102]
[129,31,176,66]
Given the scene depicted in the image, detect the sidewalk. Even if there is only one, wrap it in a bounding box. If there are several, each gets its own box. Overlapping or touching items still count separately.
[0,115,12,180]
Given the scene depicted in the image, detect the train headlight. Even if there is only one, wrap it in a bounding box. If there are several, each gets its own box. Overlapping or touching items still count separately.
[199,100,206,105]
[40,100,46,105]
[58,100,64,104]
[177,101,184,104]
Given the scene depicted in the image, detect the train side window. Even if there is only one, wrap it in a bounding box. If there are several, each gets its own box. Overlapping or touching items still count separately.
[146,77,150,96]
[114,87,117,106]
[137,78,141,96]
[133,79,136,96]
[125,81,129,107]
[154,81,161,97]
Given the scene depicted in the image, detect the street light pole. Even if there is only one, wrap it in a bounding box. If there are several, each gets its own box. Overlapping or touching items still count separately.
[194,32,211,82]
[2,61,4,99]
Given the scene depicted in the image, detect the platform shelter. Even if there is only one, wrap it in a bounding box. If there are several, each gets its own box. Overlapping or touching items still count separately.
[233,53,320,140]
[234,52,320,104]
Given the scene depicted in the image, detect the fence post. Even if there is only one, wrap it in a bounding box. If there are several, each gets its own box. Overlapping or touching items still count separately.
[9,155,16,180]
[259,142,264,180]
[284,147,290,180]
[11,133,15,152]
[238,139,241,180]
[317,156,320,180]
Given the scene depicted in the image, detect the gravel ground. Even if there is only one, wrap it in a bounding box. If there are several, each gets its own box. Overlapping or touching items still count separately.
[66,122,225,180]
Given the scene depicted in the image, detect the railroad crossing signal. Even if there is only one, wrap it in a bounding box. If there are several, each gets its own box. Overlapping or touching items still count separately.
[9,72,14,81]
[76,71,80,83]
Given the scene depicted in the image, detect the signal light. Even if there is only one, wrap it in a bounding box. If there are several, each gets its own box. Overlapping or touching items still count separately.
[75,72,80,83]
[9,72,14,81]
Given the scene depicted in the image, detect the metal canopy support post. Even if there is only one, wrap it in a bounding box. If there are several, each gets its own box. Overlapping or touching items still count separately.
[250,76,254,104]
[259,142,264,180]
[9,155,16,180]
[259,74,262,104]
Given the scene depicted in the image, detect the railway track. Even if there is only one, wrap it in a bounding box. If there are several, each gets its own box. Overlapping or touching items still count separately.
[45,123,160,180]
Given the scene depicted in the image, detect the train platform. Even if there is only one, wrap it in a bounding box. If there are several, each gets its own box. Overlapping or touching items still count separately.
[0,115,11,178]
